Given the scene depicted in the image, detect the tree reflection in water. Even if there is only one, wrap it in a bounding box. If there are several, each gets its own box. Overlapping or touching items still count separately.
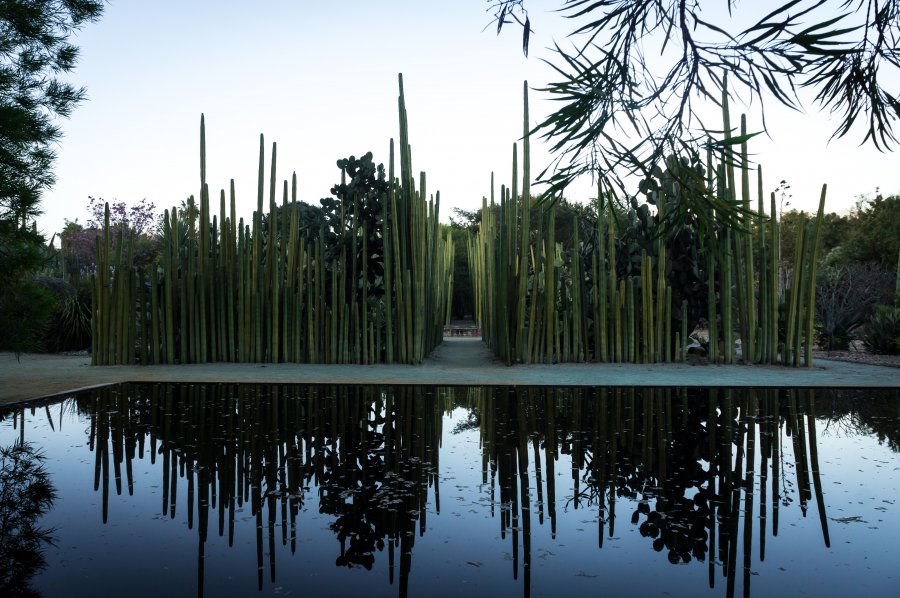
[5,384,898,597]
[0,442,56,598]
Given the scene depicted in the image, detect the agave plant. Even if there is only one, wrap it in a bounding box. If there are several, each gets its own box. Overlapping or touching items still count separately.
[863,305,900,355]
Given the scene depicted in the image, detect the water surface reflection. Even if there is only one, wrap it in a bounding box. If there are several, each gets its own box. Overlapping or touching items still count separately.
[2,385,898,597]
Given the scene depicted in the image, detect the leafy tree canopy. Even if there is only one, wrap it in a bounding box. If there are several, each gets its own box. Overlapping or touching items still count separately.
[0,0,104,225]
[841,191,900,264]
[490,1,899,202]
[1,1,103,354]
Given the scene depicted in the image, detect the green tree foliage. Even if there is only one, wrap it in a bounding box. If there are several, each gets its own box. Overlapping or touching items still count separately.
[778,194,898,269]
[0,0,104,225]
[1,0,104,353]
[449,206,481,232]
[490,1,900,205]
[841,193,900,265]
[0,216,54,353]
[775,192,898,350]
[0,267,55,353]
[779,209,850,268]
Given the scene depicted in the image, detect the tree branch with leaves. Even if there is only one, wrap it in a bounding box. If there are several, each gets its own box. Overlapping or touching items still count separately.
[490,1,899,204]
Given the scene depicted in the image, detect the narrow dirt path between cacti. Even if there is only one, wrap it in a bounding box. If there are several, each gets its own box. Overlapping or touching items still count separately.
[1,341,899,406]
[425,337,500,368]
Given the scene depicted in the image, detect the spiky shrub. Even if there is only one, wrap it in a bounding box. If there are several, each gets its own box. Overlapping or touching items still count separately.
[862,304,900,355]
[48,281,92,352]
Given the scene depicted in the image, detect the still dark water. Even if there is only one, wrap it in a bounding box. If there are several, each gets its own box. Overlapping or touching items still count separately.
[1,385,899,597]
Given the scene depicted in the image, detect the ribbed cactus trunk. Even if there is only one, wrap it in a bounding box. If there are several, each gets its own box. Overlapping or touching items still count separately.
[92,75,823,369]
[92,75,451,365]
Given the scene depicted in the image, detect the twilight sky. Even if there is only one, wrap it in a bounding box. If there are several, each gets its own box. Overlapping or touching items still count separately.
[39,0,899,236]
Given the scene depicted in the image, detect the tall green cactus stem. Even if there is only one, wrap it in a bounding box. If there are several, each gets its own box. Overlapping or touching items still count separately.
[740,116,756,364]
[626,277,636,363]
[608,205,618,361]
[785,216,806,365]
[656,242,666,362]
[545,206,557,363]
[706,229,719,364]
[757,167,769,362]
[804,185,827,367]
[769,192,779,363]
[91,74,450,365]
[516,82,531,363]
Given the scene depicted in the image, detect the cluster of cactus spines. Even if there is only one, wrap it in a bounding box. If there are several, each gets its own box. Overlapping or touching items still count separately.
[471,80,827,366]
[92,75,452,365]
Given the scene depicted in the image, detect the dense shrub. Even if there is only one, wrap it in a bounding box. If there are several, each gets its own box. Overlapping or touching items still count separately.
[841,194,900,267]
[0,278,56,355]
[862,305,900,355]
[0,221,53,355]
[815,262,894,350]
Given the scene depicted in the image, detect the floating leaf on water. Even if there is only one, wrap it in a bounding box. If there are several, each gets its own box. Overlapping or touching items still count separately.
[831,516,864,523]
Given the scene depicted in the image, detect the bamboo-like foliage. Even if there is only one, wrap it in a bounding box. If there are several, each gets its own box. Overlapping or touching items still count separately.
[470,81,826,366]
[93,75,452,365]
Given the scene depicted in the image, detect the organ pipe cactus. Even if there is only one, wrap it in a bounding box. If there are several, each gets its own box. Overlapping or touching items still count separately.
[92,75,452,365]
[470,81,825,367]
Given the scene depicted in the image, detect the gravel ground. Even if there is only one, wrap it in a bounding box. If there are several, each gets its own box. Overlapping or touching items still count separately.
[812,349,900,368]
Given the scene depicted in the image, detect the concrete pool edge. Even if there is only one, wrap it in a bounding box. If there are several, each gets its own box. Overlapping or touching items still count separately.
[2,338,898,405]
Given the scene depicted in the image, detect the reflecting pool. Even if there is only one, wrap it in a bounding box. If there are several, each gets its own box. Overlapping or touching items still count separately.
[1,385,898,597]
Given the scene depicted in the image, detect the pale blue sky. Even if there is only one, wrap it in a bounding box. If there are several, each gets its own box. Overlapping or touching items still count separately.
[41,0,899,235]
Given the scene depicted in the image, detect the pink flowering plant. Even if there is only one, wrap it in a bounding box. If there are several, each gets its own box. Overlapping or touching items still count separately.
[59,197,161,280]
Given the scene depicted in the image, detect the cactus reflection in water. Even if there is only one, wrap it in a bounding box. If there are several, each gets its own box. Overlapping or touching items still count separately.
[4,385,892,597]
[467,387,839,598]
[78,384,448,596]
